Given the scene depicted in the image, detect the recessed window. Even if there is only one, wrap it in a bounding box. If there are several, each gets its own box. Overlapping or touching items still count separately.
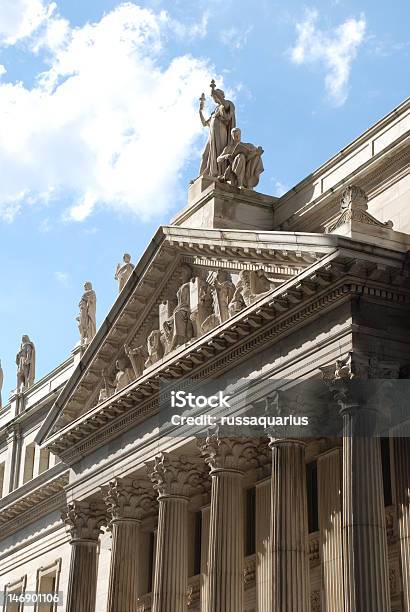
[38,449,50,475]
[0,462,5,499]
[22,443,35,484]
[3,575,26,612]
[35,559,61,612]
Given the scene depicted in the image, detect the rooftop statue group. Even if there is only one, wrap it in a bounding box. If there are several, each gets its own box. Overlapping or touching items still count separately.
[199,79,264,189]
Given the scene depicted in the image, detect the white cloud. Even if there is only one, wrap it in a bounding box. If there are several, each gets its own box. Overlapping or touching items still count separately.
[220,25,253,50]
[0,0,54,45]
[0,3,216,221]
[54,271,70,287]
[290,9,366,106]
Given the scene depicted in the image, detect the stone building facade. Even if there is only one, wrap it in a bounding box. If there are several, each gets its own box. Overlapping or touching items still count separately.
[0,97,410,612]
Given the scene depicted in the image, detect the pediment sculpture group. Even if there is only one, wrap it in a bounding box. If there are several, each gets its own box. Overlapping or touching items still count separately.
[98,264,275,402]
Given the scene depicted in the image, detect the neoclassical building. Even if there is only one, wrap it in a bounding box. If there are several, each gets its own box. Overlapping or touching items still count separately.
[0,96,410,612]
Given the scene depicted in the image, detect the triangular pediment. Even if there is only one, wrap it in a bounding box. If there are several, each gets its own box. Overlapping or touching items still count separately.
[39,224,410,452]
[38,225,341,444]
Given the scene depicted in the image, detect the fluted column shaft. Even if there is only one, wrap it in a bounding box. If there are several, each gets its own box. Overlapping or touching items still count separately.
[256,478,272,612]
[108,519,140,612]
[394,435,410,612]
[200,435,265,612]
[103,477,155,612]
[149,453,206,612]
[342,406,390,612]
[63,501,106,612]
[153,495,188,612]
[207,468,244,612]
[270,439,309,612]
[67,541,99,612]
[200,505,210,612]
[317,448,344,612]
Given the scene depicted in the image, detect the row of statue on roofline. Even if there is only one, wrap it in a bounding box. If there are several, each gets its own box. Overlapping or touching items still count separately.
[0,253,134,405]
[0,251,275,406]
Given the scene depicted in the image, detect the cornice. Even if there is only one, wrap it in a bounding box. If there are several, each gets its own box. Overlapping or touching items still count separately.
[43,248,410,463]
[0,471,69,538]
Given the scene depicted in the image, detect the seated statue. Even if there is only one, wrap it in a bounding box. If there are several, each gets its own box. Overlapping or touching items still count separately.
[217,127,264,189]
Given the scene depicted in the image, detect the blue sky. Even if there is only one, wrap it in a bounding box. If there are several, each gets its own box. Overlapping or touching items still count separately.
[0,0,409,400]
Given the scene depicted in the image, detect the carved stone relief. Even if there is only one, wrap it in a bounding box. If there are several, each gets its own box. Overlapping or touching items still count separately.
[95,262,278,404]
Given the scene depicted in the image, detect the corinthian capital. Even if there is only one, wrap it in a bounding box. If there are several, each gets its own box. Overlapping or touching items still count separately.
[199,428,263,473]
[62,500,106,542]
[147,452,207,499]
[102,477,157,522]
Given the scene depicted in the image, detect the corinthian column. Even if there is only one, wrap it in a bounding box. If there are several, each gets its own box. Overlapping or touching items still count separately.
[317,447,344,612]
[200,433,260,612]
[103,477,155,612]
[62,500,106,612]
[148,452,206,612]
[269,438,309,611]
[394,432,410,611]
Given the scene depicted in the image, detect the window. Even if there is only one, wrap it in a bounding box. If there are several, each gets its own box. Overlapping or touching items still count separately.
[35,559,61,612]
[306,461,319,533]
[22,443,35,484]
[3,575,26,612]
[380,438,393,507]
[245,487,256,556]
[38,449,50,475]
[0,462,5,499]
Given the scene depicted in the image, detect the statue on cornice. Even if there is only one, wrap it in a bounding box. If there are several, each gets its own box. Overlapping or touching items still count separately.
[217,127,264,189]
[77,281,96,346]
[16,335,35,392]
[199,80,236,178]
[115,253,134,293]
